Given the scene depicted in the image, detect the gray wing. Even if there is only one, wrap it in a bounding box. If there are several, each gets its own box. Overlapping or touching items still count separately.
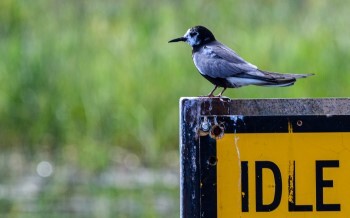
[194,41,261,78]
[193,41,314,85]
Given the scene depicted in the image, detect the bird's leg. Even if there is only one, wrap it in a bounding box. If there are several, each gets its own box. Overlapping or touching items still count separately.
[217,87,227,97]
[207,85,218,97]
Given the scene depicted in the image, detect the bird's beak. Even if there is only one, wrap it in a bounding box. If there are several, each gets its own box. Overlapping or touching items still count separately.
[168,36,187,43]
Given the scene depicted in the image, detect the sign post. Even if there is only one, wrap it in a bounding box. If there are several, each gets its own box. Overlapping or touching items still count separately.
[180,98,350,218]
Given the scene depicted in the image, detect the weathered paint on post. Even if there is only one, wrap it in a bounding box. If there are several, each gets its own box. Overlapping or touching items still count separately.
[179,97,350,218]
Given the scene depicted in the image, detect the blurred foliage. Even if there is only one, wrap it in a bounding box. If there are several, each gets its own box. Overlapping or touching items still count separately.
[1,0,350,162]
[0,0,350,216]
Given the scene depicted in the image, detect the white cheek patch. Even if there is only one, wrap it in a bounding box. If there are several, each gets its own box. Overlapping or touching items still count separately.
[184,29,200,47]
[187,36,199,47]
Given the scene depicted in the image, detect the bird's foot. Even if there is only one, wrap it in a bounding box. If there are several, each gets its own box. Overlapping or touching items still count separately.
[215,87,227,98]
[207,94,216,98]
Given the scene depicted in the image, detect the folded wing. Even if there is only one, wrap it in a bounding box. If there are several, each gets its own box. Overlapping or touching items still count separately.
[195,41,313,87]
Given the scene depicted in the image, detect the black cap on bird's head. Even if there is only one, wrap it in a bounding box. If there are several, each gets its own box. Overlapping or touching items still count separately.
[168,25,216,47]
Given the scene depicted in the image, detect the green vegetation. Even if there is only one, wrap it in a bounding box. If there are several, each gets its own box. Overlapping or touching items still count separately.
[0,0,349,217]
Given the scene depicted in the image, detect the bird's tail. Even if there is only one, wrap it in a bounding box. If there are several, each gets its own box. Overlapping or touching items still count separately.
[255,70,314,87]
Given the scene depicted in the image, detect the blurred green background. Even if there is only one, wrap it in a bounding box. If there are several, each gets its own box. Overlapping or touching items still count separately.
[0,0,350,217]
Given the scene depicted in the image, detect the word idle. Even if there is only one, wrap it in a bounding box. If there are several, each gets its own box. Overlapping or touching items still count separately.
[240,160,340,212]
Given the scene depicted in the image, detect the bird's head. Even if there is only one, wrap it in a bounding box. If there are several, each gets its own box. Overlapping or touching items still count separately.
[168,26,216,47]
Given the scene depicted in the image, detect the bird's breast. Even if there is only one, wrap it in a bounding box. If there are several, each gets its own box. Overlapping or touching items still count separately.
[192,47,216,76]
[192,52,207,76]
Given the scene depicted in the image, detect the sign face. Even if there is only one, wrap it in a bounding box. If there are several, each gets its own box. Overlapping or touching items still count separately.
[198,115,350,218]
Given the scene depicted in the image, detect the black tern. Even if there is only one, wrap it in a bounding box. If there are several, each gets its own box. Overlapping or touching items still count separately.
[169,25,314,97]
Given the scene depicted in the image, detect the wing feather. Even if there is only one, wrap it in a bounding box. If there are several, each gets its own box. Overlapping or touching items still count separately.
[193,41,259,78]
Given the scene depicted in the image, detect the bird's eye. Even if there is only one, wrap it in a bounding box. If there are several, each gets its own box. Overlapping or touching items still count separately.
[190,32,197,37]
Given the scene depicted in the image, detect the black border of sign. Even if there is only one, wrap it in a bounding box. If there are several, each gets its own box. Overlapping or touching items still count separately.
[198,115,350,218]
[199,135,217,218]
[221,115,350,133]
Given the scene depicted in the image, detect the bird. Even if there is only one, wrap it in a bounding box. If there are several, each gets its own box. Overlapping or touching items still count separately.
[168,25,314,97]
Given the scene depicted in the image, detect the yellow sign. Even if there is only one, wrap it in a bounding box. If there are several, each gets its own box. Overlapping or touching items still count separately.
[217,132,350,217]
